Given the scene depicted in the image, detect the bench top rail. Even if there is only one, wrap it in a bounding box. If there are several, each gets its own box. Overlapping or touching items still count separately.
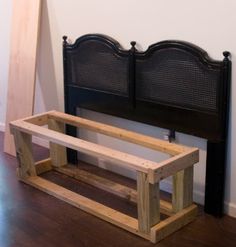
[10,111,199,183]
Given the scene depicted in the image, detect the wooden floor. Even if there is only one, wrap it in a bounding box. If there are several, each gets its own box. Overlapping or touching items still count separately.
[0,132,236,247]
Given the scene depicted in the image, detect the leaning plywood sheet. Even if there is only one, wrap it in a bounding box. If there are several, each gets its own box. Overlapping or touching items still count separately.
[4,0,42,156]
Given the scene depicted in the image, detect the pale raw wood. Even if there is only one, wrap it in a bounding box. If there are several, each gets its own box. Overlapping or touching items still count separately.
[10,120,156,173]
[150,204,198,243]
[160,200,174,216]
[48,119,67,167]
[4,0,42,156]
[137,172,160,234]
[149,148,199,183]
[22,176,150,240]
[12,129,36,178]
[55,164,137,203]
[35,158,52,175]
[10,118,199,182]
[10,112,199,243]
[48,111,188,155]
[54,164,173,216]
[172,166,193,212]
[24,112,49,126]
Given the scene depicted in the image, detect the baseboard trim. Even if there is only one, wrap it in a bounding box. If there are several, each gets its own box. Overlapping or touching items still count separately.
[224,202,236,218]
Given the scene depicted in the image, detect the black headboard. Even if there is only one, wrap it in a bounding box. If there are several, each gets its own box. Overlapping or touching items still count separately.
[62,34,231,217]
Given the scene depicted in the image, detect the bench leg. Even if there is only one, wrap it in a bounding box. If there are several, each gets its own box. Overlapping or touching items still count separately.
[172,166,193,212]
[137,171,160,234]
[48,119,67,167]
[12,130,36,179]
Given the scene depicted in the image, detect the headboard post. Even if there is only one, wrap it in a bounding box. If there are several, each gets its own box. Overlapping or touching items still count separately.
[63,35,69,113]
[205,51,231,216]
[63,36,78,164]
[129,41,136,108]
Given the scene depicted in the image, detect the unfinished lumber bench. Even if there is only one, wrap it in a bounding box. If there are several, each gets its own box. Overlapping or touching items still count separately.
[10,110,199,243]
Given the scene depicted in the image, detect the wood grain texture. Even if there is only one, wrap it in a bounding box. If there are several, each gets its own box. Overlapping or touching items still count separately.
[172,166,193,212]
[4,0,42,156]
[10,120,156,173]
[23,112,49,126]
[12,129,36,178]
[55,164,137,203]
[137,172,160,234]
[150,204,198,243]
[48,111,189,155]
[22,176,150,240]
[149,148,199,183]
[55,164,173,216]
[9,113,200,243]
[10,114,199,180]
[48,119,67,167]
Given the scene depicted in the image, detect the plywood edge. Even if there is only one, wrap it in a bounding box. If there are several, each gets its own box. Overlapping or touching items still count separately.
[137,171,160,234]
[150,204,198,243]
[21,176,150,240]
[4,0,42,156]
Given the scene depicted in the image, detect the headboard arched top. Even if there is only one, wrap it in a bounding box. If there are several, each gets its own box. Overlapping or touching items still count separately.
[63,34,230,142]
[135,41,224,113]
[141,40,223,66]
[63,34,130,96]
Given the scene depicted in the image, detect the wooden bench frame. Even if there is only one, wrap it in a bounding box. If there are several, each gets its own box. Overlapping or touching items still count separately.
[10,110,199,243]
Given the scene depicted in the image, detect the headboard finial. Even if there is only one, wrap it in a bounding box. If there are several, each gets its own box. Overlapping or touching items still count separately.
[223,51,230,61]
[63,36,68,46]
[130,41,136,51]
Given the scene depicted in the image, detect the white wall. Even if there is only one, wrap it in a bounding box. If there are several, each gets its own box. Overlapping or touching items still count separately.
[0,0,12,130]
[1,0,236,216]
